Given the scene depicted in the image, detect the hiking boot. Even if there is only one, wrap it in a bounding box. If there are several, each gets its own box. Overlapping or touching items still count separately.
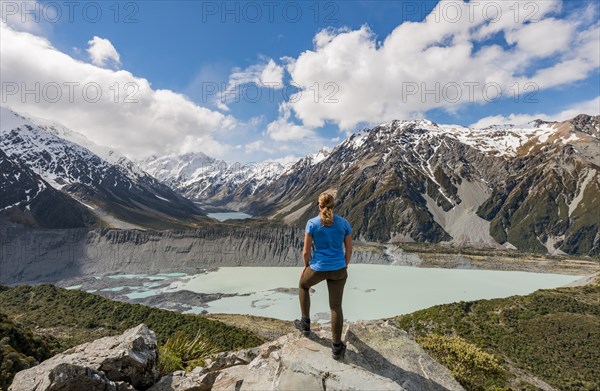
[332,342,346,360]
[294,318,311,336]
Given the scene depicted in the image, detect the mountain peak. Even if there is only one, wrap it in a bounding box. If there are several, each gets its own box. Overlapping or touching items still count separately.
[307,147,332,165]
[530,118,554,128]
[567,114,600,138]
[0,106,34,134]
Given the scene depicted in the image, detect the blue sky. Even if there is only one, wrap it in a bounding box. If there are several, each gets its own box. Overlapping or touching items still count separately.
[49,2,436,88]
[1,0,599,162]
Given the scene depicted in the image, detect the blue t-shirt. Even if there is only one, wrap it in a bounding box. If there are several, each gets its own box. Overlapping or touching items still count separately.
[305,214,352,271]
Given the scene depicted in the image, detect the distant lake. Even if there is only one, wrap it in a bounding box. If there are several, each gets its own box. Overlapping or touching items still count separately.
[207,212,252,221]
[151,265,580,322]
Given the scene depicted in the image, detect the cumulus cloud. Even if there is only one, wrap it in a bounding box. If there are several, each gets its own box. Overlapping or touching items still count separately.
[504,18,575,57]
[234,109,326,162]
[260,59,285,86]
[87,36,121,67]
[218,58,284,111]
[0,0,51,34]
[265,103,316,141]
[0,23,235,159]
[286,0,600,130]
[245,140,272,154]
[2,0,598,164]
[470,96,600,128]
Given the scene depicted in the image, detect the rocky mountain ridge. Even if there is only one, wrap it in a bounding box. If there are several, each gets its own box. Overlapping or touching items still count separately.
[239,116,599,256]
[134,115,599,256]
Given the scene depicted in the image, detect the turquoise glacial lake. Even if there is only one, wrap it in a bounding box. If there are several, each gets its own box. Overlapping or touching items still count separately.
[156,265,581,322]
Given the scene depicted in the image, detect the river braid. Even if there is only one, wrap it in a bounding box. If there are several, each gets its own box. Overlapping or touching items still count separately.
[318,192,335,227]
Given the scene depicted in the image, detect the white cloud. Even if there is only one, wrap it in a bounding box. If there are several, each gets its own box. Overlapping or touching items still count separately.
[218,58,284,111]
[504,18,575,57]
[245,140,271,154]
[285,0,599,130]
[0,23,235,159]
[470,96,600,128]
[265,103,316,141]
[87,36,121,67]
[233,108,328,162]
[260,59,284,86]
[229,58,284,87]
[0,0,51,34]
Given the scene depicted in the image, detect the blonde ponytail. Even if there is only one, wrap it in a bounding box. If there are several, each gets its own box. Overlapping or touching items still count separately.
[318,192,335,227]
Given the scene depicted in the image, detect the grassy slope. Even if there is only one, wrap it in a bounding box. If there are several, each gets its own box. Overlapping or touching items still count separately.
[392,282,600,390]
[0,284,264,388]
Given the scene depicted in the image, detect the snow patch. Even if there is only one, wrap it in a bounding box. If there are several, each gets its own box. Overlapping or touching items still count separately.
[562,133,580,143]
[568,169,596,216]
[0,200,22,211]
[544,236,567,256]
[154,194,171,202]
[424,180,501,247]
[349,129,370,149]
[77,200,96,210]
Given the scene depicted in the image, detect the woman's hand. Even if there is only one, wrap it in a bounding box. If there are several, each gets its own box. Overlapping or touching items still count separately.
[303,232,312,268]
[344,234,353,267]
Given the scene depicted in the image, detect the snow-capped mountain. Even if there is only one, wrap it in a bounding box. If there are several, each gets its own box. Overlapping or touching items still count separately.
[0,107,208,229]
[138,153,290,205]
[243,115,599,256]
[138,152,224,189]
[2,104,597,255]
[0,149,101,228]
[137,147,335,208]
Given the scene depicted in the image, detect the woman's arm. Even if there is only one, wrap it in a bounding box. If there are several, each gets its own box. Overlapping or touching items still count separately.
[344,234,353,266]
[303,232,313,267]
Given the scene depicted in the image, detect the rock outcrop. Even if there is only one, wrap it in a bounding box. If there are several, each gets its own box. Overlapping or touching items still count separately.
[9,324,158,391]
[151,321,464,391]
[8,321,464,391]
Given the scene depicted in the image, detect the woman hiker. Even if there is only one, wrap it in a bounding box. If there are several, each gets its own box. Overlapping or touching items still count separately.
[294,192,353,360]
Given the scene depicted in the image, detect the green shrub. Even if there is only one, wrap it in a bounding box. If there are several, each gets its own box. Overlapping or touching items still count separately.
[0,312,59,389]
[396,284,600,390]
[417,334,505,390]
[157,345,183,375]
[157,330,218,376]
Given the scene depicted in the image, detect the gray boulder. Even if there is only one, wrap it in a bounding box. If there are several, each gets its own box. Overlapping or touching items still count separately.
[148,347,258,391]
[148,370,220,391]
[9,324,158,391]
